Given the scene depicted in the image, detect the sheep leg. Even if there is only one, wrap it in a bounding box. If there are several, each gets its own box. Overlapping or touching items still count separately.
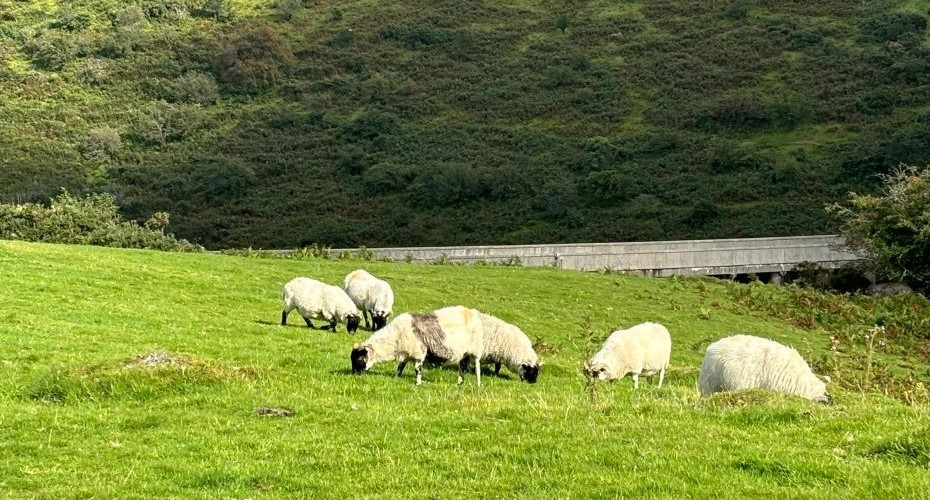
[458,357,470,385]
[632,373,639,389]
[396,360,408,377]
[415,361,424,386]
[475,355,481,387]
[302,316,315,329]
[658,367,666,388]
[328,319,338,332]
[280,310,288,326]
[494,362,502,376]
[363,310,371,330]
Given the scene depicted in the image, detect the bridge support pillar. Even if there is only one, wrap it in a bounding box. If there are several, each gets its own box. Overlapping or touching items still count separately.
[769,272,784,285]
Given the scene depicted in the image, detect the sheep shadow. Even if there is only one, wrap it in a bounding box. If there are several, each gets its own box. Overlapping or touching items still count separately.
[331,364,513,380]
[254,319,371,334]
[255,319,380,333]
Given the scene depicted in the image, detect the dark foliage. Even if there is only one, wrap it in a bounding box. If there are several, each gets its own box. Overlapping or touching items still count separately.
[1,0,928,249]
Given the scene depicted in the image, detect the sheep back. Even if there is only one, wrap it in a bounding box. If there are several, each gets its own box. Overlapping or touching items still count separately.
[699,334,829,402]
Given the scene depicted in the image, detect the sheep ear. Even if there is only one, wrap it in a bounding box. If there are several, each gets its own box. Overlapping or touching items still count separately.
[353,343,360,349]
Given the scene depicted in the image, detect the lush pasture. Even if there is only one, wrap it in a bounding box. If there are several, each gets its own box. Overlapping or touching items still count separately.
[0,240,928,498]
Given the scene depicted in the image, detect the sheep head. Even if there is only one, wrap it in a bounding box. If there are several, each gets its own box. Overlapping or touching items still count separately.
[371,311,390,331]
[345,314,361,333]
[350,343,373,373]
[519,363,540,384]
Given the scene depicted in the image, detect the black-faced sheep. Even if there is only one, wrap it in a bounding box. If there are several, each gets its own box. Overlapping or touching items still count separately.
[478,312,539,383]
[281,277,361,333]
[343,269,394,331]
[350,305,484,386]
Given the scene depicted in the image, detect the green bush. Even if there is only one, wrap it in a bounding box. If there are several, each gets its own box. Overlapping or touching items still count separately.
[0,191,201,251]
[25,30,76,71]
[51,5,91,32]
[81,126,122,163]
[860,12,927,42]
[172,71,219,105]
[276,0,303,21]
[214,25,293,91]
[828,165,930,294]
[195,0,235,22]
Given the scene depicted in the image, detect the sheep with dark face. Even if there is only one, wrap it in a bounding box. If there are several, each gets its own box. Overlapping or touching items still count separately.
[699,334,832,404]
[281,277,361,333]
[350,305,484,386]
[343,269,394,331]
[477,312,540,383]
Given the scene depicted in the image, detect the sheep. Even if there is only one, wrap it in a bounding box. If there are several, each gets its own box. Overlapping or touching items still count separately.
[699,334,832,404]
[342,269,395,331]
[350,305,484,386]
[477,312,540,383]
[584,322,672,388]
[281,277,361,333]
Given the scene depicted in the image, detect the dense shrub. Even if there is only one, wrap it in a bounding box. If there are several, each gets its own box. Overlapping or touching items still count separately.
[81,127,122,163]
[172,71,219,105]
[378,24,468,51]
[704,139,771,173]
[860,12,927,42]
[195,0,235,21]
[276,0,303,21]
[214,25,293,91]
[828,165,930,294]
[0,191,201,251]
[76,58,109,85]
[52,6,91,32]
[25,30,76,70]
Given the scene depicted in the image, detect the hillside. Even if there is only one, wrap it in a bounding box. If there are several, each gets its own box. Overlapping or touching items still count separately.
[2,1,930,248]
[1,240,928,497]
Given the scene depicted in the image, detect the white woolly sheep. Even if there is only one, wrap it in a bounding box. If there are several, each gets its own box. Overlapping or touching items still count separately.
[342,269,395,331]
[350,305,484,386]
[281,277,361,333]
[585,322,672,388]
[477,312,540,383]
[699,334,831,403]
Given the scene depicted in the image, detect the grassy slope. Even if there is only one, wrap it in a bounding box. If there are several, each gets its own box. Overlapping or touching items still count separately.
[1,241,928,498]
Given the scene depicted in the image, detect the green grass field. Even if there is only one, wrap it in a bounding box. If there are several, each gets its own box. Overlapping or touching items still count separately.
[1,240,928,498]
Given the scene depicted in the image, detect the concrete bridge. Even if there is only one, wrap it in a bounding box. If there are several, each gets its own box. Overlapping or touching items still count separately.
[332,235,861,280]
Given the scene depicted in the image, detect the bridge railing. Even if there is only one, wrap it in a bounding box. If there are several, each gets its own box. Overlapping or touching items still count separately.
[321,235,862,276]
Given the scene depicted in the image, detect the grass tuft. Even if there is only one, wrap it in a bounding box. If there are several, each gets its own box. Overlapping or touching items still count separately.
[870,427,930,469]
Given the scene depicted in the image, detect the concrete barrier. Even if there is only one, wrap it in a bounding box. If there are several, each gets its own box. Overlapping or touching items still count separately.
[325,235,861,276]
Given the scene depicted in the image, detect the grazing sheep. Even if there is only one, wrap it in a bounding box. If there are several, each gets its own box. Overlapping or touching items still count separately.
[477,312,540,383]
[584,322,672,388]
[281,277,361,333]
[350,305,484,386]
[699,334,831,403]
[342,269,395,331]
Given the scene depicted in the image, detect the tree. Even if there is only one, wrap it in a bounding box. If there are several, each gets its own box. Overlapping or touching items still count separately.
[828,165,930,293]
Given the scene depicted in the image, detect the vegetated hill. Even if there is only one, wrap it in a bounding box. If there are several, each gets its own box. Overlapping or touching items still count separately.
[2,1,930,249]
[1,240,929,497]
